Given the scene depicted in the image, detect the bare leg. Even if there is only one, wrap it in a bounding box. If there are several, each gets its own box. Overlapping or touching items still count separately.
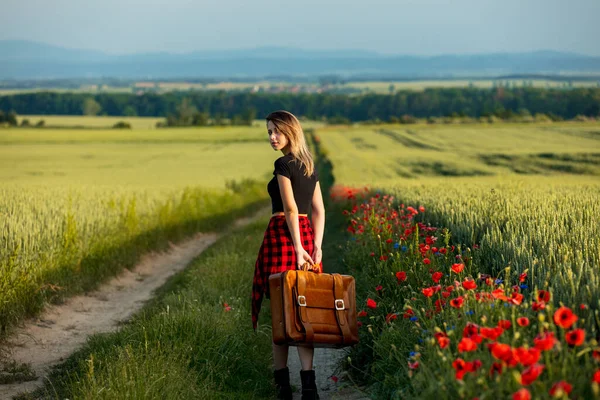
[273,342,289,370]
[297,345,314,370]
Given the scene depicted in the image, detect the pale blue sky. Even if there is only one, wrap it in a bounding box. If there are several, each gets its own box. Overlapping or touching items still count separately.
[2,0,599,56]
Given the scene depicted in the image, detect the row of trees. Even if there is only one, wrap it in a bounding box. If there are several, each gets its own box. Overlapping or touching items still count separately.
[1,87,599,122]
[157,99,256,127]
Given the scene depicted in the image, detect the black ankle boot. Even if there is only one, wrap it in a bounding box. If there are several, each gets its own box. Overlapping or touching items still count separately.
[273,367,293,400]
[300,369,320,400]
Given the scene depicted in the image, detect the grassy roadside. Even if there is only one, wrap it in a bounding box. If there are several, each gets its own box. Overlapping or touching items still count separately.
[19,217,276,400]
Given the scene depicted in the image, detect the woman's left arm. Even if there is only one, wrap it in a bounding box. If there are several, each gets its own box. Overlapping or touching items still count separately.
[310,182,325,265]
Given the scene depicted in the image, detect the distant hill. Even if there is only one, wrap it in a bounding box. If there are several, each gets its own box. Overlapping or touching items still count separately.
[1,40,600,79]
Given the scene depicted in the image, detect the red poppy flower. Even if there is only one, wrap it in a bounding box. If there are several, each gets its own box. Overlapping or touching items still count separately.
[452,358,473,380]
[379,255,388,261]
[451,263,465,274]
[593,369,600,383]
[549,381,572,397]
[512,388,531,400]
[403,309,414,319]
[553,306,578,329]
[450,296,464,308]
[458,337,478,352]
[520,363,544,385]
[432,271,443,283]
[442,291,451,298]
[367,298,377,309]
[517,317,529,327]
[492,288,508,301]
[498,320,512,329]
[408,361,419,370]
[511,292,524,305]
[422,287,434,297]
[375,285,383,291]
[565,329,585,346]
[531,301,546,312]
[396,271,407,283]
[489,362,503,377]
[462,322,479,337]
[419,205,425,212]
[534,332,557,351]
[357,310,368,317]
[518,272,527,282]
[386,313,398,323]
[423,258,431,265]
[490,343,512,363]
[515,347,540,366]
[435,333,450,349]
[439,248,447,255]
[537,290,551,302]
[357,321,363,327]
[480,326,503,341]
[462,279,477,290]
[593,348,600,361]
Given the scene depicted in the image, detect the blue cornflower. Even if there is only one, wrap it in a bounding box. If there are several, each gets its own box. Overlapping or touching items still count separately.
[409,351,417,357]
[520,284,528,290]
[466,310,474,315]
[418,338,424,343]
[504,303,511,307]
[350,237,357,241]
[495,279,503,284]
[410,316,418,322]
[394,243,400,249]
[401,246,408,252]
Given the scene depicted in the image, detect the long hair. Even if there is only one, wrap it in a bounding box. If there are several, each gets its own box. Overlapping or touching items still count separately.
[265,110,315,177]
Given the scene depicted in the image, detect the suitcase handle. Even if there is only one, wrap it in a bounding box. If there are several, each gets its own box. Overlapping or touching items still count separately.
[300,261,321,273]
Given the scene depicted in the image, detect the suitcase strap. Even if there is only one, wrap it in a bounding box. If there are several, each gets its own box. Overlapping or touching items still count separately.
[296,272,352,345]
[333,273,352,345]
[296,272,314,342]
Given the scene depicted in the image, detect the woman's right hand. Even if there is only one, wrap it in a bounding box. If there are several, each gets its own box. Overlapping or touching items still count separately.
[296,247,315,270]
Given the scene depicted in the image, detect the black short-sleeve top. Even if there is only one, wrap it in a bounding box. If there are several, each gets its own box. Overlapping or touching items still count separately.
[267,154,319,214]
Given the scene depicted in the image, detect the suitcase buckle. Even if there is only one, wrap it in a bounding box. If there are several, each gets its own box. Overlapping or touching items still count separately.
[335,299,345,310]
[297,295,307,307]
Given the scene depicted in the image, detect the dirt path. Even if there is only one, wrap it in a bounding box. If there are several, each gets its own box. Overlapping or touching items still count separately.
[288,348,368,400]
[0,209,271,400]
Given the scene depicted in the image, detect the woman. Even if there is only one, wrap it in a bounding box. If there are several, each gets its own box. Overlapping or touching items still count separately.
[251,110,325,400]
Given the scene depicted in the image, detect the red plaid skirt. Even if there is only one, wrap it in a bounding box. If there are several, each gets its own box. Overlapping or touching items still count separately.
[252,215,322,330]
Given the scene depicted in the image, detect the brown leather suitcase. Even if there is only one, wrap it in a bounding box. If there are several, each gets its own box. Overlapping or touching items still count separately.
[268,264,359,348]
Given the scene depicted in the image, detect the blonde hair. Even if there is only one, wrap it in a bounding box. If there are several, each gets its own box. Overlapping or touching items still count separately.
[266,110,315,177]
